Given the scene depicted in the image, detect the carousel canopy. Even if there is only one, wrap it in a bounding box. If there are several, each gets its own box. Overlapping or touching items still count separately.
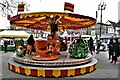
[10,12,96,30]
[0,30,30,38]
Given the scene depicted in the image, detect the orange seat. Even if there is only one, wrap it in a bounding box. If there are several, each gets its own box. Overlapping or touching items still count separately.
[35,40,47,50]
[35,40,60,57]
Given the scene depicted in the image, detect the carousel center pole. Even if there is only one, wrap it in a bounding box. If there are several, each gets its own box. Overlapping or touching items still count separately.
[51,30,56,40]
[50,15,59,40]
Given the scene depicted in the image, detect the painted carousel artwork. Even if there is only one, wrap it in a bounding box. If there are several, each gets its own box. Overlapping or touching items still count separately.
[8,11,98,77]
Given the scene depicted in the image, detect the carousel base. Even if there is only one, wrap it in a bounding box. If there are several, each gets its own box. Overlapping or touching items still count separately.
[13,52,93,66]
[8,52,98,77]
[32,54,59,61]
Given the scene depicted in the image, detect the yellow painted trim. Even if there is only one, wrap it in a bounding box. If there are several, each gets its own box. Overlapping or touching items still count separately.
[10,64,12,70]
[90,65,94,72]
[95,64,98,69]
[81,67,86,74]
[15,66,20,73]
[68,69,75,76]
[53,70,60,77]
[25,68,31,76]
[38,69,45,77]
[20,12,68,18]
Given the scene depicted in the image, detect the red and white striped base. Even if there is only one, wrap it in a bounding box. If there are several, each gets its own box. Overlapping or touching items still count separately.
[8,57,98,77]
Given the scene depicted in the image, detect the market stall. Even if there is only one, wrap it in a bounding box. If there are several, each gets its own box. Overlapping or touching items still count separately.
[0,30,30,51]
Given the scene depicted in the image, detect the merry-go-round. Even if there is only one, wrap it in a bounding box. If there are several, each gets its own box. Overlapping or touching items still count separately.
[8,12,98,77]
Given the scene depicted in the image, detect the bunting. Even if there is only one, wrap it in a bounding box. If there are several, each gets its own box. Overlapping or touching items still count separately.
[18,3,25,12]
[64,2,74,12]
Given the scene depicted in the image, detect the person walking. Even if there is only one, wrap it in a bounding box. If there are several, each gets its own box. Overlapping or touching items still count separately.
[88,37,94,55]
[96,39,101,54]
[4,40,8,53]
[108,37,114,60]
[110,38,120,64]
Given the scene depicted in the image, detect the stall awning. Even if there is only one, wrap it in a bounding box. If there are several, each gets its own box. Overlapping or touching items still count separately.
[100,33,115,39]
[0,30,30,38]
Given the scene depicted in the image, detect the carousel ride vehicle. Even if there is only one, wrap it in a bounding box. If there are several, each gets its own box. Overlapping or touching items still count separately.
[8,12,98,77]
[68,36,88,58]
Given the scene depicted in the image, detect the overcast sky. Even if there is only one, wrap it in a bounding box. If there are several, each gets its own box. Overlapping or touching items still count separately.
[0,0,120,29]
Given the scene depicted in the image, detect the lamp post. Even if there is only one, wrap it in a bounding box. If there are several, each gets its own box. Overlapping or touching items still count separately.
[98,0,106,37]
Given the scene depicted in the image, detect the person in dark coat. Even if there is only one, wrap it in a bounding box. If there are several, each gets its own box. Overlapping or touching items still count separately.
[27,34,35,47]
[20,39,24,47]
[88,37,94,55]
[108,37,114,60]
[76,35,84,44]
[110,38,120,64]
[114,38,120,57]
[96,39,102,54]
[4,40,8,53]
[27,34,35,53]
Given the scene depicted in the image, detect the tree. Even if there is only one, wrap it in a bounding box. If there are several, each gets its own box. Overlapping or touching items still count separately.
[0,0,30,17]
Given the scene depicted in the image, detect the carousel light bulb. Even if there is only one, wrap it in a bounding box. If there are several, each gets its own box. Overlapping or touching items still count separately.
[50,15,53,18]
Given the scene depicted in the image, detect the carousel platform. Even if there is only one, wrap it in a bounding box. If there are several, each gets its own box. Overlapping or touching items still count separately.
[8,52,98,77]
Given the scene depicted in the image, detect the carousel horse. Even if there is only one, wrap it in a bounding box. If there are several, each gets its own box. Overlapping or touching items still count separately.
[26,45,33,55]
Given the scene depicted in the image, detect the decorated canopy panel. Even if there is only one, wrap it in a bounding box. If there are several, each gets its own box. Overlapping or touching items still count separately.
[10,12,96,31]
